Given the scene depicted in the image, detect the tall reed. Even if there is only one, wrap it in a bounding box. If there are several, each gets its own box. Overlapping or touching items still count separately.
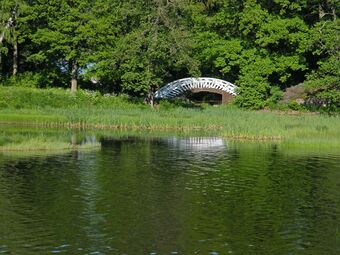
[1,86,339,144]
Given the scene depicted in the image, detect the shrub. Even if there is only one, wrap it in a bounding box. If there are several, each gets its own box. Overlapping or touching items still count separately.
[0,86,149,110]
[267,86,284,107]
[1,72,43,88]
[287,101,303,111]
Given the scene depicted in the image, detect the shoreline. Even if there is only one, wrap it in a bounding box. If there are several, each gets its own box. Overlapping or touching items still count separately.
[1,116,339,144]
[1,122,340,154]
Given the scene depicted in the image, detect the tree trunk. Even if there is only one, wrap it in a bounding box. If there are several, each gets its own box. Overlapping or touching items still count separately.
[0,54,2,80]
[0,16,13,45]
[71,61,78,92]
[12,38,18,76]
[319,4,325,19]
[0,32,5,45]
[144,88,154,108]
[332,5,337,21]
[12,6,18,76]
[149,93,154,108]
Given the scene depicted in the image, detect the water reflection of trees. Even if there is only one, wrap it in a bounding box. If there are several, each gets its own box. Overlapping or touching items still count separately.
[0,138,339,254]
[98,138,340,254]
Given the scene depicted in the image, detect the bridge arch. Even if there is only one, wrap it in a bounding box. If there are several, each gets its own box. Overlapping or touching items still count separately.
[154,77,238,103]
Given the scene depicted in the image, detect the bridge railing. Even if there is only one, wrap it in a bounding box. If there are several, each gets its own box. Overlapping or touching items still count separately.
[154,77,238,99]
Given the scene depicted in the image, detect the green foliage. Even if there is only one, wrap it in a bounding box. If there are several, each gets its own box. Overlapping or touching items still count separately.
[1,86,340,144]
[234,87,267,110]
[1,72,42,88]
[0,0,339,112]
[158,98,197,110]
[267,86,284,108]
[287,101,304,111]
[0,130,100,151]
[91,0,200,96]
[304,19,340,112]
[0,86,146,110]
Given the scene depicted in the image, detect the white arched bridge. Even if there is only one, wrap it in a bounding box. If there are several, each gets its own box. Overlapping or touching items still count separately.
[154,77,238,103]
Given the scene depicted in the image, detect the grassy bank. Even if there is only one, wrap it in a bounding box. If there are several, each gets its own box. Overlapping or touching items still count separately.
[1,86,339,145]
[0,128,100,152]
[0,138,100,152]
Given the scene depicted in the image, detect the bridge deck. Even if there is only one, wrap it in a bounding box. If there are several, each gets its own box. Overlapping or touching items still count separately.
[155,77,238,102]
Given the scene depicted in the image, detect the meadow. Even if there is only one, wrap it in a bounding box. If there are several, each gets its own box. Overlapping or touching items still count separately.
[1,86,339,148]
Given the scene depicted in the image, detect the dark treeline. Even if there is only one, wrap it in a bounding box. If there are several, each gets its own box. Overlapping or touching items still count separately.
[0,0,339,110]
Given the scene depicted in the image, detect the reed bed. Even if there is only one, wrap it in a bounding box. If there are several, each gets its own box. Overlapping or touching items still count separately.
[1,106,339,143]
[0,131,100,152]
[0,86,339,145]
[0,139,100,151]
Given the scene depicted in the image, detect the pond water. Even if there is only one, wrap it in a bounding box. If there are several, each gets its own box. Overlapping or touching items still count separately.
[0,133,339,254]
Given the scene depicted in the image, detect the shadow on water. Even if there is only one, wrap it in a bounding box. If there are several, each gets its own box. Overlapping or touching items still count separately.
[0,128,339,254]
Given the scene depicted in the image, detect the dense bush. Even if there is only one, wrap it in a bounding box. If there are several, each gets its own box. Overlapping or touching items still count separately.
[0,86,147,110]
[0,0,338,112]
[1,72,43,88]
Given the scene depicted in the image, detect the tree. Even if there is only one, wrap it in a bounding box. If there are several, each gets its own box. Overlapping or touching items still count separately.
[0,0,337,112]
[0,0,27,77]
[191,0,313,109]
[91,0,200,103]
[303,3,339,112]
[29,0,97,92]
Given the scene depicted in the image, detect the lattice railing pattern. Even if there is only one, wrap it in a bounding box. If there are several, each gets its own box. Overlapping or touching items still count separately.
[154,77,238,99]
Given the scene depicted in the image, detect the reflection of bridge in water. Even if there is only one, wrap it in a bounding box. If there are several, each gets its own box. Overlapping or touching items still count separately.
[160,137,228,166]
[155,77,238,103]
[99,136,228,161]
[163,137,226,153]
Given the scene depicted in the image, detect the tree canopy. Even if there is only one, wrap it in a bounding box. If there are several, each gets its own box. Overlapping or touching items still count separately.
[0,0,339,110]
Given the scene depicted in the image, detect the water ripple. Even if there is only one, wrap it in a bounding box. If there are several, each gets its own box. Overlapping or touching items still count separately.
[0,137,339,254]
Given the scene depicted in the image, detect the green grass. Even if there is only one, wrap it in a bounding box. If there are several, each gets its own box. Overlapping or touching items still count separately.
[0,138,100,152]
[1,86,340,146]
[0,86,146,109]
[0,128,100,152]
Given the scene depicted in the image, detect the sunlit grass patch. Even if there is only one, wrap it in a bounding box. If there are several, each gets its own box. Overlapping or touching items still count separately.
[0,132,100,152]
[0,139,100,152]
[0,86,339,144]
